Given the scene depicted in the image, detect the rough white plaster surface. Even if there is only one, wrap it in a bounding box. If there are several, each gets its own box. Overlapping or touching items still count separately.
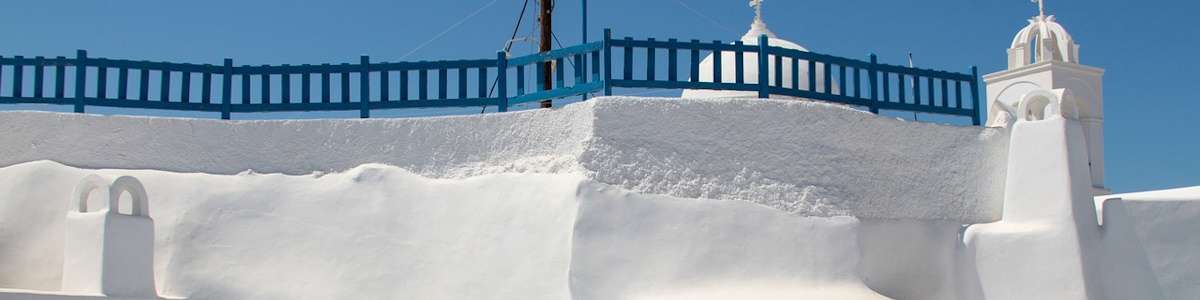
[583,98,1007,220]
[0,97,1008,221]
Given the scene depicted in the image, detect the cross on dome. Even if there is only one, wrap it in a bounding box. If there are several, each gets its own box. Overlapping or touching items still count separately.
[750,0,764,23]
[1033,0,1046,17]
[682,0,818,99]
[745,0,776,39]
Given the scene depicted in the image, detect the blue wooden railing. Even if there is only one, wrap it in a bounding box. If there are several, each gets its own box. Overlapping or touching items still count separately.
[0,28,981,125]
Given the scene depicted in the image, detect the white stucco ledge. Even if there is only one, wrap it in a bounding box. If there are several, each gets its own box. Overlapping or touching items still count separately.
[0,97,1009,221]
[0,288,109,299]
[0,288,182,300]
[1103,186,1200,299]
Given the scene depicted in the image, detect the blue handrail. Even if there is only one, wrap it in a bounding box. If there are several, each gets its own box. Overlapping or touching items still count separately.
[0,28,982,125]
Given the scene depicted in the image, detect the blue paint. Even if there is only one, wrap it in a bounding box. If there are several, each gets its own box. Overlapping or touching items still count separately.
[0,29,980,123]
[757,35,769,99]
[74,50,86,113]
[496,51,508,112]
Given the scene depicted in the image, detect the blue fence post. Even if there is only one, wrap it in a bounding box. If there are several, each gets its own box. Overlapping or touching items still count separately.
[221,59,233,120]
[12,56,23,98]
[73,50,87,113]
[0,56,4,97]
[496,51,509,112]
[868,54,879,114]
[758,35,770,99]
[970,66,981,126]
[33,57,45,99]
[360,55,370,118]
[603,28,613,96]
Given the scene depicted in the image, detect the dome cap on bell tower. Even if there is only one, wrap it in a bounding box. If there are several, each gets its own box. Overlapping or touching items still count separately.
[1008,1,1080,69]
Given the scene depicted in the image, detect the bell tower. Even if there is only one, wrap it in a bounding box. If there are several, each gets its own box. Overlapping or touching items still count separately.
[983,1,1109,195]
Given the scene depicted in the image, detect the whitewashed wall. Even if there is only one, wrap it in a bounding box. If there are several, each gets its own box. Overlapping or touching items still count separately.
[0,97,1008,221]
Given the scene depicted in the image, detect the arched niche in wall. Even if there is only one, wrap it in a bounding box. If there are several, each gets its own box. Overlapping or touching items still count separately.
[1018,89,1078,121]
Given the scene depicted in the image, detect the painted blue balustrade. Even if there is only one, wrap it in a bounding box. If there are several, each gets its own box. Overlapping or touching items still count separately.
[0,28,981,124]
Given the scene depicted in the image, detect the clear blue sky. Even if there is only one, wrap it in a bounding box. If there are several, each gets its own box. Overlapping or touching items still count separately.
[1,0,1196,193]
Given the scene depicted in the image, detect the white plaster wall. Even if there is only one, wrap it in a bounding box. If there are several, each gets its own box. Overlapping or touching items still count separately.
[1093,198,1166,300]
[0,162,582,300]
[1054,71,1105,188]
[584,98,1008,221]
[0,97,1019,299]
[963,115,1162,300]
[0,289,109,300]
[985,68,1052,126]
[963,117,1097,300]
[0,97,1007,221]
[1110,187,1200,300]
[570,184,886,300]
[984,62,1106,190]
[0,161,908,300]
[858,220,961,300]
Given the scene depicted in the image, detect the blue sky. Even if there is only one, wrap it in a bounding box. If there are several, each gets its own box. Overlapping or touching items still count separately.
[1,0,1196,193]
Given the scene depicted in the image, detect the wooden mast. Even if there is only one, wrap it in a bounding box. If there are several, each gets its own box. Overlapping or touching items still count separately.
[539,0,553,108]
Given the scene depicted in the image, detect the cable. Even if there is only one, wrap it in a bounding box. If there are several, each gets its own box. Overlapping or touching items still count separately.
[550,30,590,101]
[550,32,578,70]
[400,0,502,60]
[505,0,533,54]
[482,0,532,113]
[674,0,737,35]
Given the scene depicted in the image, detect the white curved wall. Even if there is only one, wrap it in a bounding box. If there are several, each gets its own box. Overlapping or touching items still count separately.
[0,162,582,299]
[0,161,891,300]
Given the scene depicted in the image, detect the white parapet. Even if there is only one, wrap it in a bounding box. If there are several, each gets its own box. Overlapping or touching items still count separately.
[962,89,1161,300]
[1103,187,1200,299]
[0,98,1007,222]
[61,175,157,299]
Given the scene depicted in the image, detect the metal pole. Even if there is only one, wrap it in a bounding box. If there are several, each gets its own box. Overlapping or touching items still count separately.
[603,28,613,96]
[539,0,553,108]
[581,0,589,101]
[582,0,587,44]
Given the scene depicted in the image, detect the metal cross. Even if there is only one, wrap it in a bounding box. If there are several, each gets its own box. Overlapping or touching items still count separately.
[1033,0,1045,17]
[750,0,764,22]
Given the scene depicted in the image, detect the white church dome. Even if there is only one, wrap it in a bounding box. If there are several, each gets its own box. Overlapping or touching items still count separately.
[1007,13,1080,69]
[681,1,833,99]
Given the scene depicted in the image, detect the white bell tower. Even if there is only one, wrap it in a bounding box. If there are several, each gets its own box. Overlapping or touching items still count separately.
[983,1,1109,195]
